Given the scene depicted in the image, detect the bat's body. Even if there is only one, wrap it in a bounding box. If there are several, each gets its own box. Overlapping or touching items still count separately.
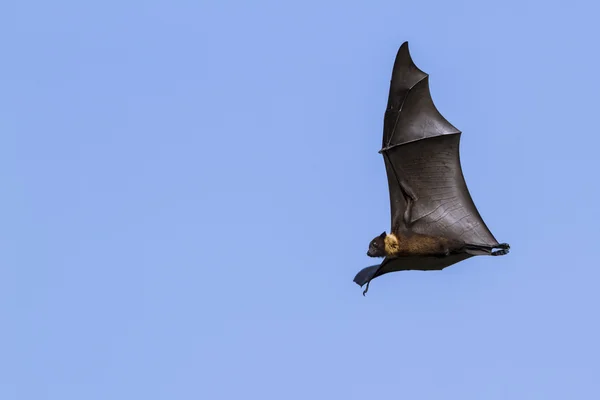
[354,42,510,295]
[369,232,463,258]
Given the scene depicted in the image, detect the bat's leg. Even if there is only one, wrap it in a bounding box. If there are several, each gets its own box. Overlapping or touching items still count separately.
[464,242,510,256]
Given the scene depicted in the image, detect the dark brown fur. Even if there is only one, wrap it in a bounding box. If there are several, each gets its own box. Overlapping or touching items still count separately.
[387,233,463,257]
[367,231,465,258]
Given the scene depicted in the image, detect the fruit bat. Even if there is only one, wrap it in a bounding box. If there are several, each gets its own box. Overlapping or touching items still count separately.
[353,42,510,295]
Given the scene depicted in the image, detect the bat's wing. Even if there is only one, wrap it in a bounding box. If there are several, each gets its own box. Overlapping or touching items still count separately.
[382,42,499,247]
[353,254,472,289]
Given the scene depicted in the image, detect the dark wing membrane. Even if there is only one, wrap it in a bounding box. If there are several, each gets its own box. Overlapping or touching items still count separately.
[382,42,498,247]
[383,42,459,149]
[385,134,499,246]
[353,254,473,287]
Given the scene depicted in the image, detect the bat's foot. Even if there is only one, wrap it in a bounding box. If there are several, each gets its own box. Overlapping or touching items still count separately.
[491,243,510,256]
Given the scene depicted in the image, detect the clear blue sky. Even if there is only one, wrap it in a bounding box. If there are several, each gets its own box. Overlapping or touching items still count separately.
[4,0,600,398]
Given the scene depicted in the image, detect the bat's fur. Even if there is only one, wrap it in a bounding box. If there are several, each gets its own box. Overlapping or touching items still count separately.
[367,231,463,259]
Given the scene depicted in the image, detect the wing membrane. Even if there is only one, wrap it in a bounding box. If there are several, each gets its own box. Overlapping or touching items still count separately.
[385,134,498,246]
[382,41,498,247]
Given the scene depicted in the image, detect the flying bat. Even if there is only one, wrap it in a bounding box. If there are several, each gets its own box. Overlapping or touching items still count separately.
[354,42,510,295]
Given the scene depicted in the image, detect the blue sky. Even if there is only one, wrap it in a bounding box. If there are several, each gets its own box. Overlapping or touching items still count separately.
[4,0,600,398]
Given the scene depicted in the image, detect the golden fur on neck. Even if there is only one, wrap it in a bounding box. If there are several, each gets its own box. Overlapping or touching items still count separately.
[384,233,400,256]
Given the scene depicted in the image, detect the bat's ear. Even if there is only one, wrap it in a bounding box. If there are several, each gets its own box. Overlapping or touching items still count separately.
[379,231,387,238]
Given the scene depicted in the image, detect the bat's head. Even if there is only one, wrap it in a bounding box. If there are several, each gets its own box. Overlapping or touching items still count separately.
[367,231,387,258]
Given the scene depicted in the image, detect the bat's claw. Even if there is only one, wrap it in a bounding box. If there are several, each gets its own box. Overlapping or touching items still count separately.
[362,281,371,296]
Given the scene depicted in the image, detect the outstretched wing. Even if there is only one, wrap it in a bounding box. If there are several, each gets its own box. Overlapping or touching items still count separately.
[353,253,472,289]
[382,42,498,247]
